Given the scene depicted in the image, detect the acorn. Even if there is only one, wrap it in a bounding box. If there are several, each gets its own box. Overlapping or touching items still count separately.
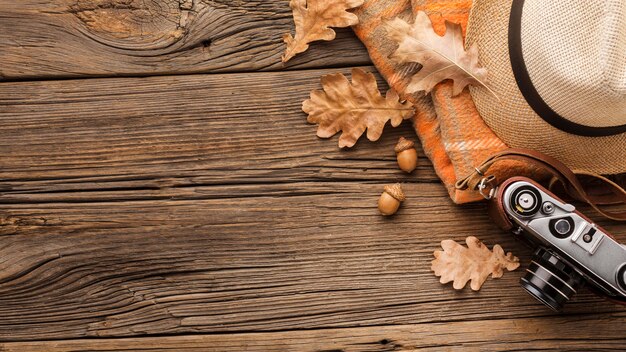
[394,137,418,173]
[378,183,406,216]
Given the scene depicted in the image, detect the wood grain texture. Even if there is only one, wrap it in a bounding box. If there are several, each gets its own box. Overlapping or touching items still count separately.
[3,315,626,351]
[0,0,370,79]
[0,66,437,196]
[1,68,625,344]
[1,182,624,342]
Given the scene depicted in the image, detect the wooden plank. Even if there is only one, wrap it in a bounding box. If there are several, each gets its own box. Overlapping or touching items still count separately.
[3,315,626,351]
[0,66,439,196]
[0,69,625,342]
[0,182,624,342]
[0,0,370,79]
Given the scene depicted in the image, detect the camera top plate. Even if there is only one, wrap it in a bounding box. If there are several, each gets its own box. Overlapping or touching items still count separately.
[501,178,626,300]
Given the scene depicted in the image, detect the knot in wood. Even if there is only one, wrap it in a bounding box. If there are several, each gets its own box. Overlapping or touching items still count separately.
[69,0,193,50]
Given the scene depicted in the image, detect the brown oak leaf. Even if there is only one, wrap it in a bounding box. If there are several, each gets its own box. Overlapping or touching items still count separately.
[431,236,519,291]
[282,0,364,63]
[302,68,414,148]
[385,11,494,96]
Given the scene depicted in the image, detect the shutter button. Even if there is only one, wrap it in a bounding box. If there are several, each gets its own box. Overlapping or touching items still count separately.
[541,202,555,215]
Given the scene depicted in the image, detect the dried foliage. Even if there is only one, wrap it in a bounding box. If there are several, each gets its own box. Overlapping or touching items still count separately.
[302,68,414,148]
[431,236,519,291]
[282,0,364,62]
[386,11,492,96]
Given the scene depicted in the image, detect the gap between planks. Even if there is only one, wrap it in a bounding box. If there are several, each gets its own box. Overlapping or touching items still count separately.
[1,63,625,344]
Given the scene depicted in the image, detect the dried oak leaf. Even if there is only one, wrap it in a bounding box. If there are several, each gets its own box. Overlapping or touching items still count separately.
[282,0,364,63]
[431,236,519,291]
[302,68,414,148]
[385,11,493,96]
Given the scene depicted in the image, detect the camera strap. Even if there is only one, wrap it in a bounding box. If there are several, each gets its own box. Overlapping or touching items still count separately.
[455,148,626,222]
[457,149,626,306]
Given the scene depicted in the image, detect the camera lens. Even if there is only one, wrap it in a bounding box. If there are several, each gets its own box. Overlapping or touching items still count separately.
[520,248,584,311]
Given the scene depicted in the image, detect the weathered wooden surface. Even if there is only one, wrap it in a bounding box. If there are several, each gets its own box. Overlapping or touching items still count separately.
[4,315,626,351]
[0,67,437,189]
[0,69,625,349]
[0,0,370,79]
[1,0,626,349]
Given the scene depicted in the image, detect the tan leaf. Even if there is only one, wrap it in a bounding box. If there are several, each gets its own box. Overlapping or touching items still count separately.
[302,68,414,148]
[282,0,364,63]
[431,236,520,291]
[385,11,493,96]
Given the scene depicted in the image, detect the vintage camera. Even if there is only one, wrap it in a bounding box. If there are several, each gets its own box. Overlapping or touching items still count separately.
[496,177,626,311]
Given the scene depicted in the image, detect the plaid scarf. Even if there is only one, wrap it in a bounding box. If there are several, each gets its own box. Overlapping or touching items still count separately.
[353,0,539,203]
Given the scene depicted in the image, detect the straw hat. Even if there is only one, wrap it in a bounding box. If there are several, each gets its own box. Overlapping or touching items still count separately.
[466,0,626,175]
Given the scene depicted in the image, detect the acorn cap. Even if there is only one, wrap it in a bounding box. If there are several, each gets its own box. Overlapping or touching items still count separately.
[384,183,406,201]
[394,137,415,153]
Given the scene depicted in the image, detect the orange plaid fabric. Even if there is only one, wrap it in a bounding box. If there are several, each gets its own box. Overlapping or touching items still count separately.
[353,0,537,203]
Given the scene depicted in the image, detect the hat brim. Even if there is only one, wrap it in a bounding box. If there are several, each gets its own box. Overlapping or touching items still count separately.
[466,0,626,174]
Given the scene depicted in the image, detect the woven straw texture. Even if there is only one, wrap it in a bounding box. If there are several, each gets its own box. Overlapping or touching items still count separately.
[522,1,626,127]
[466,0,626,174]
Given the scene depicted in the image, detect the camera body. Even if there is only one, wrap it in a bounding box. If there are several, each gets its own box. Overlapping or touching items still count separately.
[495,177,626,311]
